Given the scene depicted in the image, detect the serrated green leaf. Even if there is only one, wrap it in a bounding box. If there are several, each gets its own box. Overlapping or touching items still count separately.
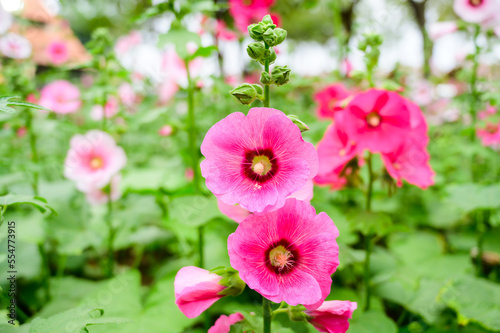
[0,194,57,215]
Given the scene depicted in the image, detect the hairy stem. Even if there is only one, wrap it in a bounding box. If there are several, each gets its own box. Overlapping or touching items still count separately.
[263,297,272,333]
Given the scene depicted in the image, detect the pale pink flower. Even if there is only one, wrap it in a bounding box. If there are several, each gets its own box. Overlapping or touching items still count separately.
[477,123,500,147]
[201,108,319,213]
[16,127,27,138]
[39,80,81,114]
[118,83,137,107]
[343,89,411,154]
[46,41,69,65]
[64,130,127,192]
[0,6,13,35]
[453,0,499,23]
[85,175,122,205]
[494,26,500,37]
[314,84,352,119]
[185,168,194,181]
[340,58,353,77]
[208,313,245,333]
[158,125,173,137]
[228,199,339,309]
[90,97,119,121]
[115,31,142,55]
[428,21,459,40]
[0,33,32,59]
[305,301,357,333]
[216,20,238,41]
[174,266,225,318]
[478,103,497,120]
[410,80,434,106]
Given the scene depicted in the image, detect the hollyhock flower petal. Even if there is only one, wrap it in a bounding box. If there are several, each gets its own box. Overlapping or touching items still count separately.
[314,84,351,119]
[406,99,429,146]
[115,30,142,55]
[47,41,69,65]
[118,83,137,107]
[0,33,32,59]
[174,266,225,318]
[216,20,238,41]
[201,108,318,213]
[382,140,435,189]
[229,0,276,33]
[0,6,13,35]
[477,123,500,147]
[90,97,119,120]
[85,175,122,205]
[344,89,411,153]
[39,80,82,114]
[478,104,497,120]
[453,0,499,23]
[228,199,339,308]
[305,301,357,333]
[208,313,245,333]
[64,130,127,192]
[428,21,458,40]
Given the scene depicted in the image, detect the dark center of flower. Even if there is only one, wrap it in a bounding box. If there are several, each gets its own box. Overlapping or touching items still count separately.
[265,239,299,275]
[366,111,381,127]
[486,123,498,134]
[469,0,483,6]
[89,156,104,170]
[242,148,278,184]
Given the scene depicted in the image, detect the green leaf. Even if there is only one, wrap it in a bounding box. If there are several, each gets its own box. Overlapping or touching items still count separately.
[445,183,500,214]
[29,307,130,333]
[349,211,393,237]
[438,275,500,331]
[189,45,217,60]
[348,310,397,333]
[0,194,57,215]
[158,29,201,59]
[168,194,222,228]
[0,96,51,114]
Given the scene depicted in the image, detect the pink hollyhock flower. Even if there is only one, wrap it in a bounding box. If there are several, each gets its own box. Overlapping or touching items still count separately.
[46,41,69,65]
[228,199,339,308]
[406,99,429,146]
[453,0,499,23]
[217,180,314,223]
[216,20,238,41]
[229,0,277,34]
[305,301,357,333]
[314,84,352,119]
[343,89,411,154]
[381,140,434,188]
[428,21,459,40]
[208,313,245,333]
[314,113,358,189]
[64,130,127,192]
[158,125,173,137]
[174,266,225,318]
[115,30,142,55]
[16,127,27,138]
[0,6,13,35]
[478,103,497,120]
[477,123,500,147]
[0,33,32,59]
[201,107,319,213]
[39,80,81,114]
[85,175,122,205]
[118,83,137,107]
[90,97,120,120]
[410,80,433,106]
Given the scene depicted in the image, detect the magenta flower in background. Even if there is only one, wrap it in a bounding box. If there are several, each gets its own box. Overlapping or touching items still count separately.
[428,21,459,40]
[314,83,352,119]
[0,33,32,59]
[216,20,238,41]
[208,313,245,333]
[0,6,13,34]
[406,99,429,146]
[344,89,411,154]
[39,80,82,114]
[229,0,278,34]
[453,0,499,23]
[228,199,339,309]
[201,107,318,213]
[90,96,119,120]
[174,266,225,318]
[85,175,122,205]
[46,41,69,65]
[478,103,497,120]
[305,301,357,333]
[477,123,500,147]
[64,130,127,192]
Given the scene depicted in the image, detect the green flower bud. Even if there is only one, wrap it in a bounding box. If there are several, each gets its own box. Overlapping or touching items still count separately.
[252,83,263,95]
[263,28,277,46]
[271,65,291,86]
[248,23,265,41]
[230,83,258,105]
[287,115,309,132]
[247,42,267,60]
[288,305,310,322]
[261,15,274,26]
[213,268,246,297]
[260,71,272,85]
[259,48,276,65]
[274,28,287,45]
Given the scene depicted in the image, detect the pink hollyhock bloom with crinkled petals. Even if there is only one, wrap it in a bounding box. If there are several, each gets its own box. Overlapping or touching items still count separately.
[85,175,122,205]
[344,89,411,154]
[453,0,499,23]
[381,140,434,189]
[477,123,500,147]
[91,96,119,120]
[64,130,127,192]
[314,112,357,188]
[228,199,339,309]
[0,6,13,34]
[201,108,318,214]
[0,33,32,59]
[406,99,429,146]
[314,84,352,119]
[429,21,458,40]
[174,266,225,318]
[208,313,245,333]
[39,80,81,114]
[47,41,69,65]
[305,301,357,333]
[229,0,277,33]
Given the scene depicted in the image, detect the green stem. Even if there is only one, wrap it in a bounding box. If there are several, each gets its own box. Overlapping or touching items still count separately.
[26,110,39,196]
[198,225,204,268]
[264,43,270,108]
[105,193,115,277]
[469,25,481,132]
[38,243,51,302]
[476,210,489,277]
[185,59,201,193]
[364,152,374,311]
[263,297,272,333]
[272,308,288,316]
